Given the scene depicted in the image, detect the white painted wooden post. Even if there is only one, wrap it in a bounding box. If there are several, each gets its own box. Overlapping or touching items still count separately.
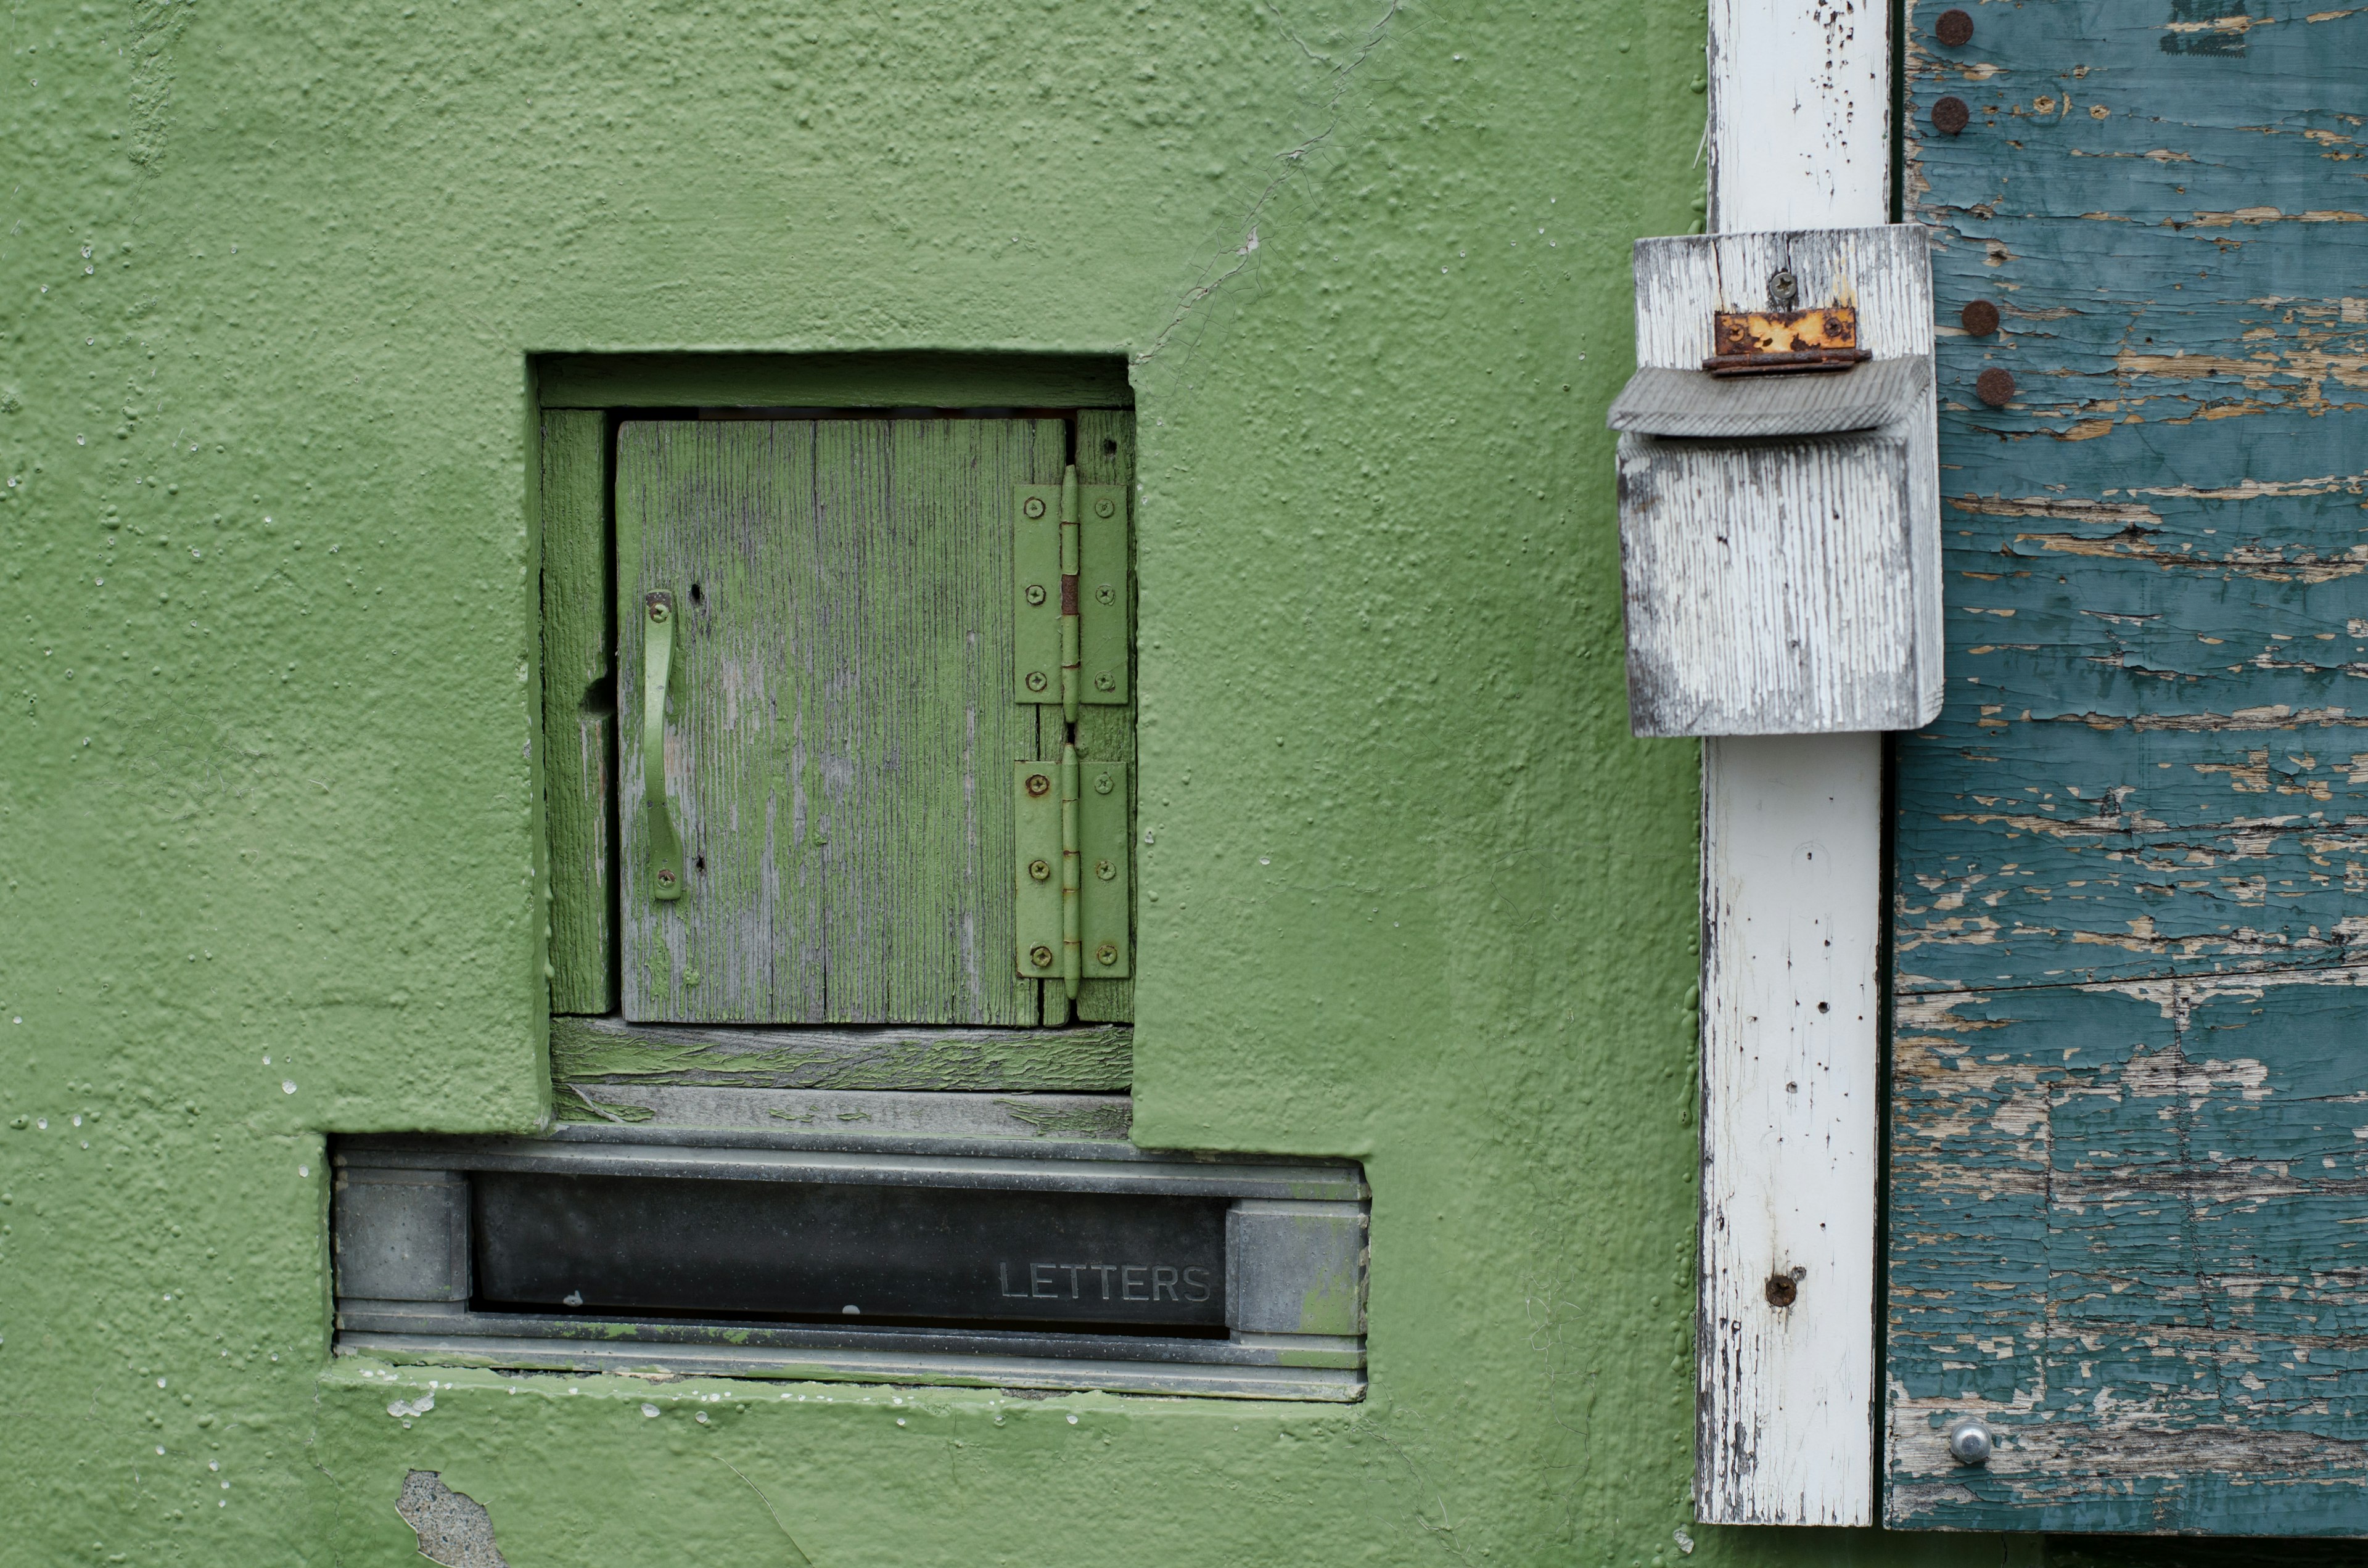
[1693,0,1891,1528]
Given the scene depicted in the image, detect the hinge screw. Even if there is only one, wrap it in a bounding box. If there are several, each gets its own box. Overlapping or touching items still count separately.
[1093,498,1116,519]
[656,868,676,885]
[1095,584,1116,605]
[1025,671,1049,693]
[1093,772,1114,792]
[1026,773,1052,797]
[1022,496,1047,519]
[647,599,670,623]
[1028,858,1053,882]
[1029,945,1055,969]
[1095,943,1118,966]
[1025,584,1047,605]
[1095,859,1116,880]
[1946,1418,1994,1467]
[1093,673,1116,692]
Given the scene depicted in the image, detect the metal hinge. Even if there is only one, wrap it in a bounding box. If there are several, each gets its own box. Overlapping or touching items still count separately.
[1014,467,1129,718]
[1014,750,1130,991]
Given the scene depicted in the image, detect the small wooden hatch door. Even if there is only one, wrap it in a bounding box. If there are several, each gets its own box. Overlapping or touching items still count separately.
[614,414,1133,1027]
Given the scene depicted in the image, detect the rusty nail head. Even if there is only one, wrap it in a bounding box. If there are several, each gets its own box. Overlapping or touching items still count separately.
[1025,671,1049,692]
[1094,498,1116,518]
[1028,858,1052,882]
[1976,367,2016,407]
[1095,858,1116,880]
[1932,95,1971,135]
[1095,943,1118,966]
[1026,773,1051,797]
[1935,7,1973,46]
[1022,495,1047,519]
[1025,583,1047,605]
[1029,945,1054,969]
[1763,1273,1799,1308]
[1961,298,2001,337]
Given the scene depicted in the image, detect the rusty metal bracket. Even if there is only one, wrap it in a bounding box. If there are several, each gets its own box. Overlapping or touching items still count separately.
[1703,272,1873,376]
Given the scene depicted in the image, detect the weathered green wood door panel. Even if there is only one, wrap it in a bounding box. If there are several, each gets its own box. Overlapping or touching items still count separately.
[540,409,615,1015]
[616,417,1066,1026]
[1888,0,2368,1532]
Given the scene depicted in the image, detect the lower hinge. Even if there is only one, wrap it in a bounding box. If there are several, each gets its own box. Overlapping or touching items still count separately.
[1016,751,1130,988]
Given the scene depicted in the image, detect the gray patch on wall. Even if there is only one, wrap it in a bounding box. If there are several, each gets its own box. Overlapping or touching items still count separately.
[397,1471,509,1568]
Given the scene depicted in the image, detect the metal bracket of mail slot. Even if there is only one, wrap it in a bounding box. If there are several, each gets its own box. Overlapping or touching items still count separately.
[1609,225,1942,738]
[331,1128,1366,1402]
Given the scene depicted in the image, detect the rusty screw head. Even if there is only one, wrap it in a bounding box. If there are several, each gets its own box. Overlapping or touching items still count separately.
[1094,497,1116,519]
[1960,298,2002,337]
[1764,1273,1799,1308]
[1025,583,1047,606]
[1095,943,1119,967]
[1931,95,1971,135]
[1028,858,1052,882]
[1024,671,1049,693]
[1029,945,1054,969]
[1022,495,1047,519]
[1975,367,2016,407]
[646,595,671,623]
[656,867,676,885]
[1767,268,1798,310]
[1934,7,1973,47]
[1095,858,1116,880]
[1026,772,1052,797]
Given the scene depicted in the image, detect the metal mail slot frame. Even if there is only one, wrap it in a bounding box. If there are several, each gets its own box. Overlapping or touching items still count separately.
[334,1129,1369,1402]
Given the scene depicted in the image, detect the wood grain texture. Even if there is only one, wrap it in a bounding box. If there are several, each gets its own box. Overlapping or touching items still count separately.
[552,1013,1130,1093]
[1692,3,1894,1530]
[1073,408,1135,1024]
[616,417,1063,1025]
[1622,229,1941,736]
[540,408,614,1014]
[1706,0,1890,234]
[538,352,1132,411]
[1887,0,2368,1533]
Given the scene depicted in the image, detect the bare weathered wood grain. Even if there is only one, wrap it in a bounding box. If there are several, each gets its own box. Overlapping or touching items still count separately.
[540,408,614,1014]
[1622,226,1942,738]
[1887,0,2368,1533]
[616,418,1063,1025]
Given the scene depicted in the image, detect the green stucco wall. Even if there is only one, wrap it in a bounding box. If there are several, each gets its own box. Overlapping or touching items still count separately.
[2,1,2036,1562]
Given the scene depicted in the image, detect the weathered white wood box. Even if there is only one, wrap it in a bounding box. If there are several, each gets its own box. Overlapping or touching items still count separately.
[1611,226,1940,737]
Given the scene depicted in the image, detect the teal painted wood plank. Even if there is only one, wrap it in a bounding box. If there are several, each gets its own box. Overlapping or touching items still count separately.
[615,417,1064,1025]
[1888,0,2368,1532]
[539,409,614,1015]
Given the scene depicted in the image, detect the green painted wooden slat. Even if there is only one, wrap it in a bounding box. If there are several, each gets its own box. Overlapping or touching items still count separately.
[615,417,1063,1025]
[538,409,614,1015]
[1074,408,1135,1024]
[549,1015,1131,1093]
[538,352,1131,411]
[1886,0,2368,1533]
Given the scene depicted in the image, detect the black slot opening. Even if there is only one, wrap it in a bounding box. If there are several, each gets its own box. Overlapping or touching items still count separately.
[472,1172,1229,1336]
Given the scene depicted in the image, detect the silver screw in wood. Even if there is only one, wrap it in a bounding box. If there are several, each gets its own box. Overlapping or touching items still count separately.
[1946,1418,1994,1467]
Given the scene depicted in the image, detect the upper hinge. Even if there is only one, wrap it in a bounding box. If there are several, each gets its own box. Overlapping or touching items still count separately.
[1015,468,1129,710]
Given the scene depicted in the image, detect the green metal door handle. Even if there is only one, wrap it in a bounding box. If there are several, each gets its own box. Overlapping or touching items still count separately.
[642,591,684,901]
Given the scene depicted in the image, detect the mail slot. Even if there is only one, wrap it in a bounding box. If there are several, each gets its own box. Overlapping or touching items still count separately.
[472,1172,1230,1329]
[332,1123,1368,1401]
